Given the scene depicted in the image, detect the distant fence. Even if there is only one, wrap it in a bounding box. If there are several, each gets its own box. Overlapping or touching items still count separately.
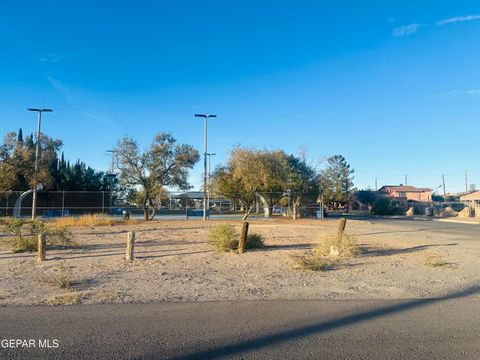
[0,191,113,217]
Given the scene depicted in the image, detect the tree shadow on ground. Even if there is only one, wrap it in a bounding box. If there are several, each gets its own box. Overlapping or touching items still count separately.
[351,226,458,237]
[164,283,480,360]
[362,243,458,257]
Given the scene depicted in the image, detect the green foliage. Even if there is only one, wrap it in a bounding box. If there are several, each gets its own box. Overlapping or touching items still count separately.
[48,226,74,246]
[320,155,354,207]
[212,147,318,218]
[207,224,239,252]
[0,128,110,192]
[355,190,376,205]
[246,233,265,249]
[207,225,265,252]
[13,236,37,253]
[115,133,199,220]
[5,217,23,237]
[29,219,47,236]
[293,255,335,271]
[371,198,403,215]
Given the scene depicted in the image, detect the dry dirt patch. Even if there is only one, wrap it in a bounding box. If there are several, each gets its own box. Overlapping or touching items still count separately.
[0,219,478,305]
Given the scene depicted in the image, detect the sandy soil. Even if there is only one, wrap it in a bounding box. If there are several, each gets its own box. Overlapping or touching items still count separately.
[0,219,479,306]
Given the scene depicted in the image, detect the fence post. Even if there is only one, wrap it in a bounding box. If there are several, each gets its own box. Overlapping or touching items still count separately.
[126,231,135,261]
[238,222,249,254]
[37,233,46,262]
[337,218,347,236]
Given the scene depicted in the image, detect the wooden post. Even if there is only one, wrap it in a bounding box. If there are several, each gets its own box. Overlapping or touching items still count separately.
[337,218,347,236]
[126,231,135,261]
[37,233,46,262]
[238,222,249,254]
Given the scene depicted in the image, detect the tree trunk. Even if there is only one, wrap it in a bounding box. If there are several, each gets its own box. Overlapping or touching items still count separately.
[149,206,157,221]
[143,205,149,221]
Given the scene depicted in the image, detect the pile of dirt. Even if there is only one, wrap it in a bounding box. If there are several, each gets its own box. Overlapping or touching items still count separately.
[458,206,474,218]
[439,206,458,218]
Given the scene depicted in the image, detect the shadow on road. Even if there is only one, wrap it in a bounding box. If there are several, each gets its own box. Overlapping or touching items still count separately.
[167,284,480,360]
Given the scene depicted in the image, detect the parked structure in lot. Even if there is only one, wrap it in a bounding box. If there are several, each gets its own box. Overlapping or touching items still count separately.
[460,191,480,217]
[378,185,433,202]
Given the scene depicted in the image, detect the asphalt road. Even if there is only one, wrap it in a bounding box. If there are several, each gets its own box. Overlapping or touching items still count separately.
[1,291,480,360]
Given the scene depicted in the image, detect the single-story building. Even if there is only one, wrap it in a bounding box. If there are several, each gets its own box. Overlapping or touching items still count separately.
[459,191,480,216]
[378,185,433,202]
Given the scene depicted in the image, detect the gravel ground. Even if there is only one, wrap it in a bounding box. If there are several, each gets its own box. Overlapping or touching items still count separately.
[0,218,478,306]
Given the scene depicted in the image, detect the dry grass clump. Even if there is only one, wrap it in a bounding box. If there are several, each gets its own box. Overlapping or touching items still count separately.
[425,256,454,269]
[44,291,89,306]
[51,214,117,228]
[35,261,75,289]
[313,233,361,259]
[207,224,265,252]
[294,233,360,271]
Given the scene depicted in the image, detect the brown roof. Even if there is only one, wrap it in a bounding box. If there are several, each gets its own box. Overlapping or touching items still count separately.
[460,191,480,201]
[379,185,432,193]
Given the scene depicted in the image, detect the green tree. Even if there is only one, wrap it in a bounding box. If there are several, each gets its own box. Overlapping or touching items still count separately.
[115,133,199,220]
[319,155,354,209]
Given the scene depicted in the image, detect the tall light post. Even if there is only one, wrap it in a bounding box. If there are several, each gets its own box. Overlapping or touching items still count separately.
[27,108,53,220]
[106,150,117,214]
[195,114,217,221]
[206,153,216,214]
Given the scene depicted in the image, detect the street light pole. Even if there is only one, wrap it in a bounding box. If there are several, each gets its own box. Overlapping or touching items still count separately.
[27,108,53,220]
[207,153,216,214]
[195,114,217,221]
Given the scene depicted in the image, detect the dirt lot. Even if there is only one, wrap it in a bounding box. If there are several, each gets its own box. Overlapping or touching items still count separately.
[0,218,479,306]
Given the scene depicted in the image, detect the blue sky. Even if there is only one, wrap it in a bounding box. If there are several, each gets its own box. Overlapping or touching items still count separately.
[1,0,480,193]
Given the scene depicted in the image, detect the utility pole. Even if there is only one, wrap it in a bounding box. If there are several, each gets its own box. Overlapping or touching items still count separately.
[442,174,447,202]
[375,178,378,191]
[465,170,468,194]
[195,114,217,221]
[27,108,53,220]
[405,175,408,186]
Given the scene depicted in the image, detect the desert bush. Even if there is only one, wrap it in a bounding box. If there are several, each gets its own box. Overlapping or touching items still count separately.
[12,236,37,253]
[29,219,47,236]
[246,233,265,249]
[293,255,335,271]
[313,233,361,259]
[208,224,239,252]
[48,226,74,246]
[293,233,360,272]
[208,225,265,252]
[371,198,403,216]
[35,261,74,289]
[5,217,23,237]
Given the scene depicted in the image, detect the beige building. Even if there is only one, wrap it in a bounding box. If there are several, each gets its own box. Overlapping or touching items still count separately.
[460,191,480,217]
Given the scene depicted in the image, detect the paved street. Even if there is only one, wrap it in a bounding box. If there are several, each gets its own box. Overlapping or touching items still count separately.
[1,290,480,360]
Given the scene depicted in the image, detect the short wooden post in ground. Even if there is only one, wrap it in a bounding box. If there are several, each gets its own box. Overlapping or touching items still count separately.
[337,218,347,236]
[238,222,249,254]
[126,231,135,261]
[37,233,46,262]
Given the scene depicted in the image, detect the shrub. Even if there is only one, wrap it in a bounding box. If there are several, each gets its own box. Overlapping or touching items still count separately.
[371,198,403,216]
[313,233,361,259]
[208,224,239,252]
[293,255,335,271]
[246,233,265,249]
[29,219,47,236]
[5,217,23,237]
[48,226,74,246]
[13,236,37,253]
